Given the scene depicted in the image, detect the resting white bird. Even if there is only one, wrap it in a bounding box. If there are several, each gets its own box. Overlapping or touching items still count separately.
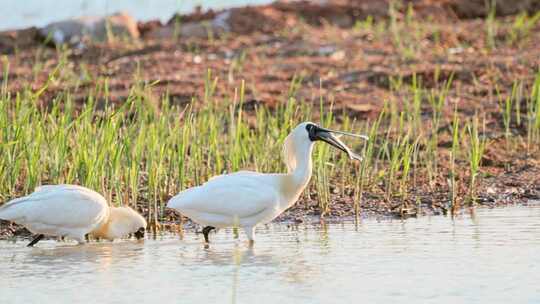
[0,184,147,247]
[167,122,367,244]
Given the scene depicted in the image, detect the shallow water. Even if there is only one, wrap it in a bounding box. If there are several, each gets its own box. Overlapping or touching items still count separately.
[0,0,273,30]
[1,205,539,304]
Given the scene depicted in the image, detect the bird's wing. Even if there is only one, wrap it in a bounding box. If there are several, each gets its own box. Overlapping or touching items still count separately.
[0,184,77,209]
[34,184,79,192]
[206,171,262,183]
[0,185,108,229]
[168,174,279,218]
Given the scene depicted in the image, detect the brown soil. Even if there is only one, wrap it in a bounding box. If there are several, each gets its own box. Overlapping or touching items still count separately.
[1,0,540,238]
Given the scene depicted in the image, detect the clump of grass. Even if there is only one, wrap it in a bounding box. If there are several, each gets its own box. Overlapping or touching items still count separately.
[353,15,374,32]
[227,50,247,84]
[466,116,487,206]
[425,75,452,188]
[353,110,383,220]
[507,11,540,46]
[384,128,407,202]
[388,1,425,60]
[448,106,460,216]
[526,71,540,151]
[497,81,522,152]
[399,136,418,201]
[485,0,498,50]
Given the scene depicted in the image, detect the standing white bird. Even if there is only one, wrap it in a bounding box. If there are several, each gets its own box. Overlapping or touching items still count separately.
[167,122,367,244]
[0,184,147,247]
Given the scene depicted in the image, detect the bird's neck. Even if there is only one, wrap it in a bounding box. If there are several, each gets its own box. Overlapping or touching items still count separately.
[90,214,113,240]
[90,209,124,240]
[282,142,313,207]
[291,143,313,188]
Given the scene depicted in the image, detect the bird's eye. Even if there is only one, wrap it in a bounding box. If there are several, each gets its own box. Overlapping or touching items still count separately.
[306,124,318,141]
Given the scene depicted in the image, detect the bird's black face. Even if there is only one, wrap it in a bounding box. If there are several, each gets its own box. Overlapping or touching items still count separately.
[134,227,145,240]
[305,123,365,161]
[306,123,319,141]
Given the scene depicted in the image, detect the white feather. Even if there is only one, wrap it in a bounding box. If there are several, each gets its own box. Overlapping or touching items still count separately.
[168,172,281,228]
[0,184,146,245]
[0,185,108,242]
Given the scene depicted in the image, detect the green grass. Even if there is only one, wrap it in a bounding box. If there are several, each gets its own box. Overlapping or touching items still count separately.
[527,71,540,151]
[449,106,460,216]
[466,115,486,207]
[1,59,540,221]
[507,11,540,46]
[485,0,498,50]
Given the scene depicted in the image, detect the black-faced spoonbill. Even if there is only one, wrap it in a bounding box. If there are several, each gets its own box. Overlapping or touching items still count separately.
[0,184,147,246]
[167,122,367,244]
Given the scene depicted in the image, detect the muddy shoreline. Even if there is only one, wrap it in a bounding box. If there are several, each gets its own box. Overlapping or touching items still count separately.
[1,0,540,239]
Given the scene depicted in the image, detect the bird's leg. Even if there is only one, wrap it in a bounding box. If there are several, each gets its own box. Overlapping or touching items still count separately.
[27,234,44,247]
[244,226,255,246]
[202,226,215,243]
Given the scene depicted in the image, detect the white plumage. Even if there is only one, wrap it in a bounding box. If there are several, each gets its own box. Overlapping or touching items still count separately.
[169,172,281,240]
[0,184,147,246]
[167,122,365,243]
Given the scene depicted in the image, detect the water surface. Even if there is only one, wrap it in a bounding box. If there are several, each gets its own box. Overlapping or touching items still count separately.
[1,205,539,303]
[1,0,273,31]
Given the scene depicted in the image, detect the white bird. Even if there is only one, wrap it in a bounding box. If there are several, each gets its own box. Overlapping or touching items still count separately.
[167,122,367,244]
[0,184,147,247]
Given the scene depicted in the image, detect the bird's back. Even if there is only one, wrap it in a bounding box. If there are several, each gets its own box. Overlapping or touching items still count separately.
[167,171,281,219]
[0,184,108,230]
